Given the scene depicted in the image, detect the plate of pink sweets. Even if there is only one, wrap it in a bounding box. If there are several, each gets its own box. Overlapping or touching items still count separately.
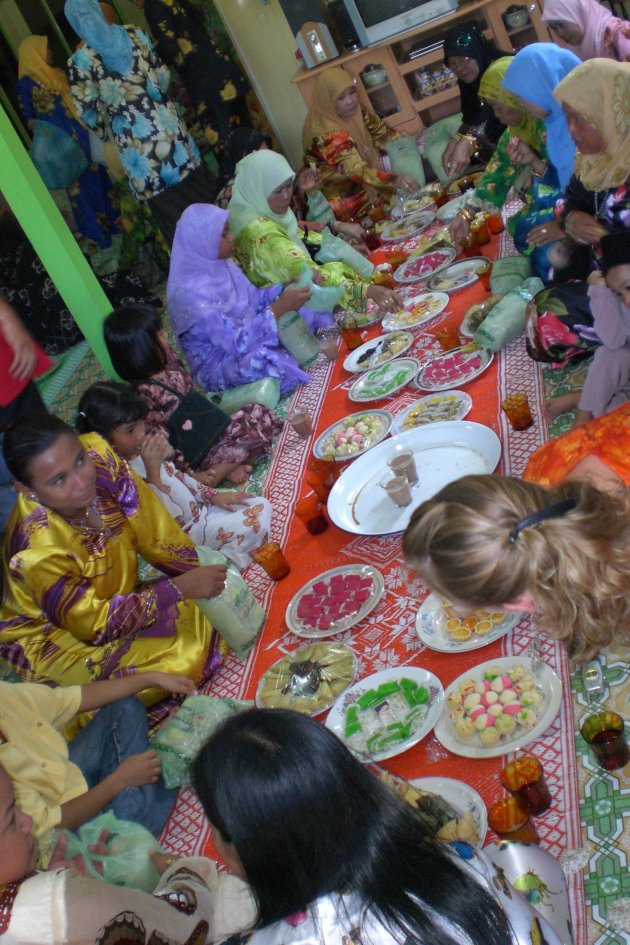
[415,345,493,392]
[286,565,385,639]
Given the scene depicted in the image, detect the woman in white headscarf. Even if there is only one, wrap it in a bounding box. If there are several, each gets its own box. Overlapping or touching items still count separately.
[542,0,630,62]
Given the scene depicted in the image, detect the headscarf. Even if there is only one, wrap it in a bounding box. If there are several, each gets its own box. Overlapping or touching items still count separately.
[502,44,580,189]
[478,58,539,151]
[302,67,380,168]
[541,0,618,61]
[554,58,630,191]
[443,24,508,132]
[216,127,270,193]
[64,0,133,74]
[18,35,79,119]
[167,203,264,335]
[228,149,301,245]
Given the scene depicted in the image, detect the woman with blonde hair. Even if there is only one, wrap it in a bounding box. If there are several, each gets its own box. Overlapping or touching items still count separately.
[402,473,630,663]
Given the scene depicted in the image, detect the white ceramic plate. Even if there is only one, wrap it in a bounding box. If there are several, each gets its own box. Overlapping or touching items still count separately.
[391,391,472,434]
[348,357,421,403]
[285,564,385,639]
[435,193,469,221]
[415,345,494,392]
[255,642,357,716]
[380,210,435,242]
[415,593,521,653]
[391,195,437,218]
[394,248,456,284]
[428,257,490,293]
[460,295,502,339]
[326,666,444,762]
[434,656,563,759]
[326,421,501,536]
[313,410,393,461]
[382,291,449,331]
[410,776,487,847]
[343,331,414,373]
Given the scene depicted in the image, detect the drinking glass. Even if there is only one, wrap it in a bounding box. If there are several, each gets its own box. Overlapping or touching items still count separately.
[338,312,363,350]
[581,710,630,770]
[319,327,340,361]
[295,494,328,535]
[487,210,505,234]
[287,410,313,437]
[387,450,418,484]
[435,324,461,351]
[501,393,534,431]
[476,261,493,291]
[379,473,412,507]
[253,542,291,580]
[488,796,539,842]
[500,757,552,815]
[306,457,340,502]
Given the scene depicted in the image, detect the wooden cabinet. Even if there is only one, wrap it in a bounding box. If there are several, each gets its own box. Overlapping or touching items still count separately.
[293,0,551,135]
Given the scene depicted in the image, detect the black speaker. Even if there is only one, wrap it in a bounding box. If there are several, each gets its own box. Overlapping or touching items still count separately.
[277,0,327,33]
[326,0,362,50]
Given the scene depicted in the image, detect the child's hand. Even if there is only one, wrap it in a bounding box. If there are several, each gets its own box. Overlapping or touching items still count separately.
[141,431,171,464]
[115,750,162,790]
[210,492,250,511]
[143,671,198,695]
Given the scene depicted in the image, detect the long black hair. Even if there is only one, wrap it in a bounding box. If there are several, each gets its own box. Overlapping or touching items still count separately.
[76,382,148,438]
[3,413,74,484]
[103,304,167,382]
[193,710,514,945]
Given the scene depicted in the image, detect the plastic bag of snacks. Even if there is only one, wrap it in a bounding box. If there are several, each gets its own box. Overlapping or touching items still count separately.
[474,278,544,352]
[489,256,532,294]
[385,137,426,187]
[150,694,254,787]
[295,267,344,311]
[315,227,374,279]
[194,546,266,657]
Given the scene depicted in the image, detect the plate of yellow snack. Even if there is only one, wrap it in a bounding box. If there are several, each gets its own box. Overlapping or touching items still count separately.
[382,291,449,331]
[391,391,472,434]
[256,641,356,716]
[415,593,521,652]
[380,772,486,847]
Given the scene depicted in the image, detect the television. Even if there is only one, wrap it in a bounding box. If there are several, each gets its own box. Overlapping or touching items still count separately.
[338,0,458,47]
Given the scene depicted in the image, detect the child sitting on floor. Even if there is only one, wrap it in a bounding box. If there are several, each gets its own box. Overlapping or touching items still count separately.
[104,303,283,488]
[0,671,194,860]
[77,382,272,570]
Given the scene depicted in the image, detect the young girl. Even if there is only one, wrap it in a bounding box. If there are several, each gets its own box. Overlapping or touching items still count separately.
[77,382,272,570]
[104,303,283,488]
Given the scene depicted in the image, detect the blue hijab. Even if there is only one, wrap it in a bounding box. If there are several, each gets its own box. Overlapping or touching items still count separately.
[502,44,580,190]
[65,0,133,74]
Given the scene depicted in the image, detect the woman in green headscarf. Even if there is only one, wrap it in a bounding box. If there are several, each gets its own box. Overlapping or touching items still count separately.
[449,57,564,281]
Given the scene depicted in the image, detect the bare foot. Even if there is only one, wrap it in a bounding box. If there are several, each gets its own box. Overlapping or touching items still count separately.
[545,391,580,421]
[226,463,252,485]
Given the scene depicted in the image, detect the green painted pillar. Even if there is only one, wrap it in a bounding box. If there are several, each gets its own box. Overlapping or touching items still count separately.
[0,103,117,377]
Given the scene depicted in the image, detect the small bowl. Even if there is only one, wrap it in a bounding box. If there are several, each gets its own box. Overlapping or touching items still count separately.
[503,6,530,28]
[362,65,387,87]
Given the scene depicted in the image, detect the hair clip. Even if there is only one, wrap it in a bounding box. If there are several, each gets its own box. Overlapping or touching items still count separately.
[508,498,577,544]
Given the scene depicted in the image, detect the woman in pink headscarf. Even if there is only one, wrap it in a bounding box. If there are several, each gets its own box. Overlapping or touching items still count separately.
[542,0,630,61]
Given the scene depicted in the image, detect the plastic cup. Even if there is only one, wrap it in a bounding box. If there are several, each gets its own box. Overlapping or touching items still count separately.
[487,210,505,234]
[306,457,340,502]
[476,261,493,291]
[488,796,539,843]
[295,493,328,535]
[387,450,418,484]
[501,393,534,431]
[581,710,630,770]
[500,757,552,816]
[379,473,412,507]
[287,410,313,437]
[253,541,291,580]
[435,325,461,351]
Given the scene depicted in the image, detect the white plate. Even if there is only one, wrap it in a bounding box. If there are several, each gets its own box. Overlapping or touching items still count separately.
[415,593,521,653]
[286,564,385,639]
[415,345,494,392]
[391,195,437,218]
[256,642,357,716]
[391,391,472,434]
[313,410,393,461]
[428,257,490,293]
[394,248,456,284]
[343,331,414,373]
[355,308,383,329]
[434,656,563,759]
[382,291,449,331]
[380,210,435,242]
[410,776,487,847]
[326,666,444,762]
[435,193,469,221]
[460,295,502,339]
[326,421,501,535]
[348,357,421,403]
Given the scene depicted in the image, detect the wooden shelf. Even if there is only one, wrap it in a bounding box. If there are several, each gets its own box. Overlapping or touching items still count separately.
[414,86,460,112]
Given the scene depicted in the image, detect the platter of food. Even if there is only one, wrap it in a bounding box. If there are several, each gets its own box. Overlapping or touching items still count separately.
[415,593,521,653]
[348,357,421,403]
[381,291,449,331]
[380,210,435,242]
[256,641,356,716]
[409,777,487,847]
[428,257,490,293]
[391,391,472,434]
[326,666,444,762]
[394,248,456,284]
[313,410,392,461]
[435,193,469,221]
[285,564,384,639]
[343,331,414,373]
[434,656,563,759]
[326,421,501,535]
[415,345,494,392]
[460,295,502,338]
[391,194,437,218]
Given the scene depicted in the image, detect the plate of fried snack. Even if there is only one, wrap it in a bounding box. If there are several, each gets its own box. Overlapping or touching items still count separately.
[416,593,521,652]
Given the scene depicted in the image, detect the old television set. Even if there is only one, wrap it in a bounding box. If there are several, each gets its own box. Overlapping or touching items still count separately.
[338,0,458,46]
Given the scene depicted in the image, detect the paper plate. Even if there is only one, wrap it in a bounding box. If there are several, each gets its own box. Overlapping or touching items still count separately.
[435,193,469,221]
[380,210,435,242]
[391,390,472,434]
[326,665,444,762]
[326,421,501,535]
[415,593,521,653]
[285,564,385,639]
[313,410,393,461]
[415,345,494,392]
[428,257,490,293]
[343,331,414,373]
[410,776,488,847]
[381,291,449,331]
[434,656,563,759]
[348,357,420,403]
[394,248,456,284]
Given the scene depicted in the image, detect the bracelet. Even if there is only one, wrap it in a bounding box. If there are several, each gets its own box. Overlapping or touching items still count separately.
[531,161,548,178]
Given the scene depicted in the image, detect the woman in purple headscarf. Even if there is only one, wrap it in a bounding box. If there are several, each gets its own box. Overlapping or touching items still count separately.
[167,203,320,394]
